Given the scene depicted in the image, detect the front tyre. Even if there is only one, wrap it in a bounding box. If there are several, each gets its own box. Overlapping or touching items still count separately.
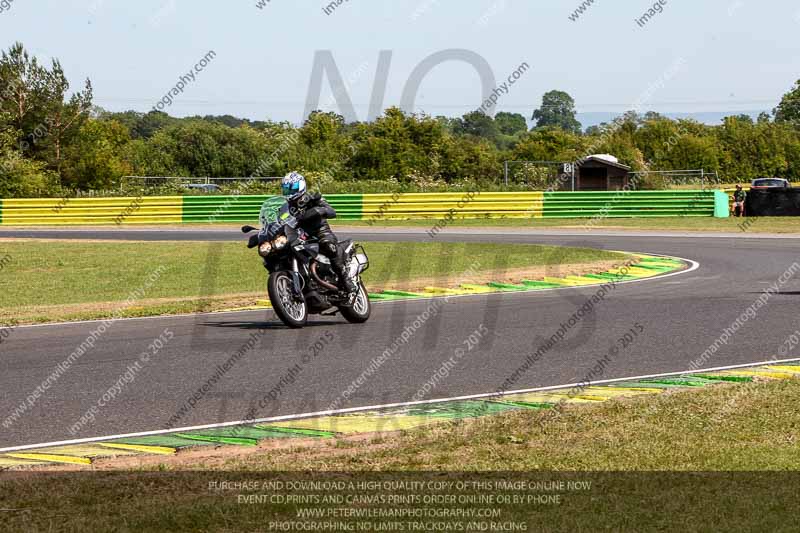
[268,271,308,328]
[339,281,371,324]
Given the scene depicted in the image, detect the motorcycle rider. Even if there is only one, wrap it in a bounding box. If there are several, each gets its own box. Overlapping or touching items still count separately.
[281,172,357,295]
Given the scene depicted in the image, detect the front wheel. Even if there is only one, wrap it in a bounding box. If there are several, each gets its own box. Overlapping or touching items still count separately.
[268,271,308,328]
[339,281,371,324]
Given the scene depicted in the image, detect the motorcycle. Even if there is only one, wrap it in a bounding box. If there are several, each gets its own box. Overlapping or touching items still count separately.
[241,196,371,328]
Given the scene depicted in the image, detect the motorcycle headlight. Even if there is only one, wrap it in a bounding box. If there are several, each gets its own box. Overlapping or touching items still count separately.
[273,235,288,250]
[258,242,272,257]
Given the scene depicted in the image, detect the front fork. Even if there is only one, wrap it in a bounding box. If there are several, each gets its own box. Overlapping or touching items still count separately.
[290,257,304,298]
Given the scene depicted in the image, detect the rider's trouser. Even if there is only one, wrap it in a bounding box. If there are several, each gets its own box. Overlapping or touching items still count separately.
[318,232,352,291]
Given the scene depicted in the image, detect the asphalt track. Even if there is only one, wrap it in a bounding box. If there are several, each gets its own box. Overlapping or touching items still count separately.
[2,226,799,449]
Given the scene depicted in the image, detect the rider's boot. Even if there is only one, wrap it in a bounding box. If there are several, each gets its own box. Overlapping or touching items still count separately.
[332,256,357,296]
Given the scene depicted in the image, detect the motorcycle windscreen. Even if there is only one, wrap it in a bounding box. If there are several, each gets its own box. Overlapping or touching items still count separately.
[259,196,289,228]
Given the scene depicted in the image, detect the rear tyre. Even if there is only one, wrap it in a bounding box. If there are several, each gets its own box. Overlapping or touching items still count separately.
[339,281,371,324]
[268,271,308,328]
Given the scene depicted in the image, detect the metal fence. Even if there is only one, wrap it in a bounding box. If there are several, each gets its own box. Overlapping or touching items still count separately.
[122,176,283,187]
[627,170,720,190]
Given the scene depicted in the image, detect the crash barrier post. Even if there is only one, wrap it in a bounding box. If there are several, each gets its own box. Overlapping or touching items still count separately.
[714,190,730,218]
[0,190,723,225]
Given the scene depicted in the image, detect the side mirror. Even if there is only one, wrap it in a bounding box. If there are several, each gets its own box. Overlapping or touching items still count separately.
[241,225,257,233]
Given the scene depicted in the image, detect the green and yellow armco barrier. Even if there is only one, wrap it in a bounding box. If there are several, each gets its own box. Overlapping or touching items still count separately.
[0,190,729,225]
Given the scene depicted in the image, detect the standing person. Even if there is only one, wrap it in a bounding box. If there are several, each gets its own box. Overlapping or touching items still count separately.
[732,185,746,217]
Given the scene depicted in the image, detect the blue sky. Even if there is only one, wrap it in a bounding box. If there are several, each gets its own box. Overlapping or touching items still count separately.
[3,0,799,126]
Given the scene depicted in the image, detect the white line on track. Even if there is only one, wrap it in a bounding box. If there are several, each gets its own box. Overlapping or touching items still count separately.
[10,253,699,330]
[1,355,795,454]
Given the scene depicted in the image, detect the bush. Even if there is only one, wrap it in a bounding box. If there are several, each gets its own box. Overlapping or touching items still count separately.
[0,151,62,198]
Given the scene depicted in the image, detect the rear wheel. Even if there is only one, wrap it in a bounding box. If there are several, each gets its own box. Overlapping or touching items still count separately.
[339,281,371,323]
[268,271,308,328]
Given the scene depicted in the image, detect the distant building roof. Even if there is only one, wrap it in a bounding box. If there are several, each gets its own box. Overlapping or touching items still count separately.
[582,154,632,171]
[590,153,619,164]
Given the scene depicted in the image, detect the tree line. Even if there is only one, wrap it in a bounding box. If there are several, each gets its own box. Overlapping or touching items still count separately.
[3,42,800,197]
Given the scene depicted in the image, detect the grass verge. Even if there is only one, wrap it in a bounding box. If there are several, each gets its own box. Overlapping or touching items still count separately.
[0,240,628,325]
[1,377,798,531]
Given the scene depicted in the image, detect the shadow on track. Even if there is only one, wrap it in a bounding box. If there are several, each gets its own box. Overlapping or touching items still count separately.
[746,291,800,296]
[197,320,334,330]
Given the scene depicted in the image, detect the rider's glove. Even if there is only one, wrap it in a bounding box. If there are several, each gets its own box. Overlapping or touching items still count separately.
[299,207,323,221]
[284,215,299,229]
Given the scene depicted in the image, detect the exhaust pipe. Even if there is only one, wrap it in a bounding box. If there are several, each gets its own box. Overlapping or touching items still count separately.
[311,262,339,291]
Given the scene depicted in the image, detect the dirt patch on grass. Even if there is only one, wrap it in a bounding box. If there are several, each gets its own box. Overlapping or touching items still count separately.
[0,293,266,325]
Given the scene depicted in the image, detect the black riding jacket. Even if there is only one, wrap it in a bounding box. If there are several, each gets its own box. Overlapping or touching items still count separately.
[292,192,337,238]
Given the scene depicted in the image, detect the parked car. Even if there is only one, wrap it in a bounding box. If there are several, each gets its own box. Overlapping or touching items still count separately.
[750,177,790,190]
[185,183,221,193]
